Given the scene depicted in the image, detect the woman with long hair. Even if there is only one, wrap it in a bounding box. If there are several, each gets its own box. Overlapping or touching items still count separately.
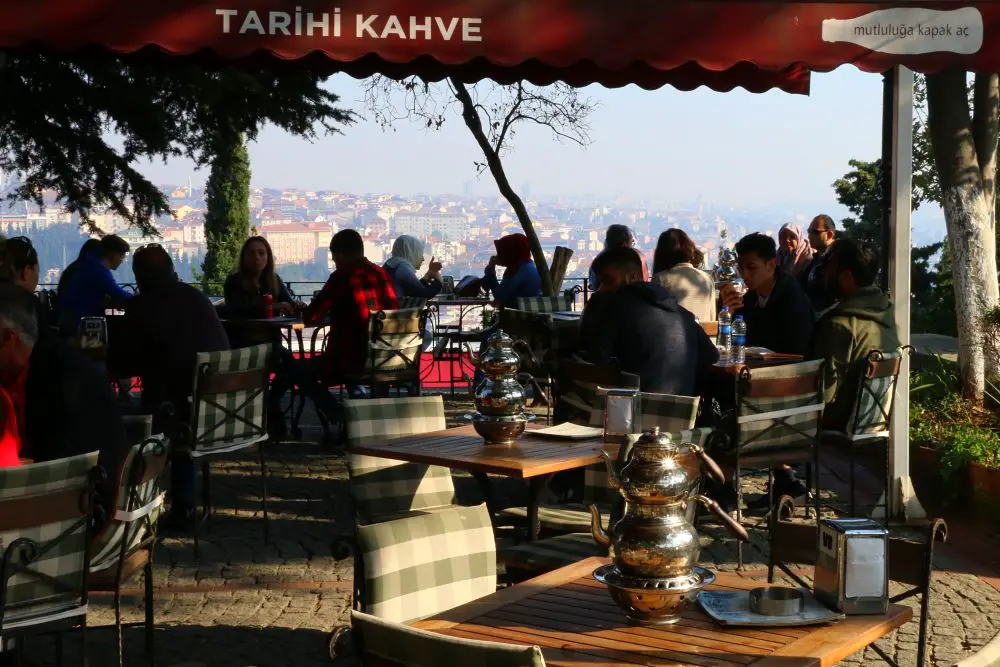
[651,229,716,322]
[588,224,650,291]
[223,236,296,318]
[777,223,814,279]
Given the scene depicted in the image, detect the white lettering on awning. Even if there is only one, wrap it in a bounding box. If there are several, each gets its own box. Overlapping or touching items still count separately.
[215,9,484,42]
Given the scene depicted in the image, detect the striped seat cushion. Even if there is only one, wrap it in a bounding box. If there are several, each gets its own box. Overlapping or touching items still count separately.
[344,396,446,447]
[846,350,903,439]
[0,452,98,629]
[496,503,609,533]
[592,388,700,431]
[514,296,570,313]
[357,503,496,624]
[501,533,606,573]
[351,610,546,666]
[738,360,824,454]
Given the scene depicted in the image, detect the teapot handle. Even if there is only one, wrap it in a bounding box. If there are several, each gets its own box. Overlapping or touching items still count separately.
[691,494,750,542]
[690,444,726,484]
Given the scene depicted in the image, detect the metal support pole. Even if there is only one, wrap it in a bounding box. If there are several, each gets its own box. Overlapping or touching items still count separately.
[878,65,927,521]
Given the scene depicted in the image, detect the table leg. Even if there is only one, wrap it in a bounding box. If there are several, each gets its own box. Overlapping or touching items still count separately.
[473,472,495,517]
[527,475,552,542]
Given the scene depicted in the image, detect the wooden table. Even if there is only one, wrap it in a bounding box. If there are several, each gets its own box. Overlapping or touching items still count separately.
[352,423,606,541]
[711,355,804,374]
[414,557,912,667]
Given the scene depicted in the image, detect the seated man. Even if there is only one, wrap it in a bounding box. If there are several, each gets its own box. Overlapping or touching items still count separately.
[112,245,231,526]
[0,282,126,517]
[579,247,719,395]
[814,238,901,430]
[58,234,133,334]
[720,232,815,356]
[297,229,398,402]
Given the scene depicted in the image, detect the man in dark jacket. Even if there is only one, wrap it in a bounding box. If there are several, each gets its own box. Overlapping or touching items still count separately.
[111,245,230,526]
[0,282,126,512]
[580,247,719,395]
[802,214,838,314]
[721,233,815,356]
[814,238,901,430]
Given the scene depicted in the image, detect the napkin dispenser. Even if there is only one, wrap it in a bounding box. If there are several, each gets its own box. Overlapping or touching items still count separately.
[814,518,888,615]
[602,388,641,444]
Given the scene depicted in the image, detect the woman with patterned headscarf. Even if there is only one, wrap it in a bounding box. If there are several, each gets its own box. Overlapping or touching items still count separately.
[777,223,814,278]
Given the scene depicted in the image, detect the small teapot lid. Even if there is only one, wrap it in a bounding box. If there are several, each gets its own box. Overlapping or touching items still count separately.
[634,426,674,448]
[485,329,514,347]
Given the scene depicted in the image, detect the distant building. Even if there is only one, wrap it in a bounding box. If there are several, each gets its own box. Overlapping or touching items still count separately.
[262,223,331,266]
[393,212,469,242]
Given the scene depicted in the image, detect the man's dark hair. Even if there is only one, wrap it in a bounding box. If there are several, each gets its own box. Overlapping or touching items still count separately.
[132,245,176,291]
[330,229,364,259]
[604,224,633,250]
[78,238,101,259]
[100,234,130,257]
[811,214,836,233]
[0,281,39,345]
[830,238,879,288]
[592,247,644,277]
[735,233,777,262]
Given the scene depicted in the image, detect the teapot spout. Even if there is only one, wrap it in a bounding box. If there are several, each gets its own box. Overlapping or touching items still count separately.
[588,503,611,547]
[601,449,621,492]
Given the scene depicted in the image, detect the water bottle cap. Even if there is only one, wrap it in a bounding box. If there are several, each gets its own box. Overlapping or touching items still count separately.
[722,306,729,312]
[735,314,744,320]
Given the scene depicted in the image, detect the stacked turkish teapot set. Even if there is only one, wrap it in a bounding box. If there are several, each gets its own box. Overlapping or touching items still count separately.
[470,330,891,627]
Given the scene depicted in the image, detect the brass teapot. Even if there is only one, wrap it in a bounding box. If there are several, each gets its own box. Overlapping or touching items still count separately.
[590,426,749,579]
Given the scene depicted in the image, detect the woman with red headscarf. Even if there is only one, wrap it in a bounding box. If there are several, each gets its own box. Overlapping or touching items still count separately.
[482,233,542,306]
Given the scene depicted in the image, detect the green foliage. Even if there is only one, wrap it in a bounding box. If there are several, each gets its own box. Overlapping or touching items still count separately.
[201,133,251,286]
[0,54,354,232]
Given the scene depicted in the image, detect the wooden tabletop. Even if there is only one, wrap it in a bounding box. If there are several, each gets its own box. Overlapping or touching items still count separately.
[350,424,606,479]
[711,355,804,374]
[431,296,493,307]
[414,557,912,667]
[222,317,305,330]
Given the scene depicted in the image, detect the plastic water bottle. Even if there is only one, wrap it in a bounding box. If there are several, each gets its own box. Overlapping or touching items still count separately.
[717,306,732,357]
[732,315,747,364]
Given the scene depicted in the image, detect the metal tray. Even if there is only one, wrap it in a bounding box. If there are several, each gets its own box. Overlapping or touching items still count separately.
[697,589,845,627]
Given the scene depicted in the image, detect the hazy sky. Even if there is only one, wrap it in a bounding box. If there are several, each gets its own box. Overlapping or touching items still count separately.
[141,67,943,234]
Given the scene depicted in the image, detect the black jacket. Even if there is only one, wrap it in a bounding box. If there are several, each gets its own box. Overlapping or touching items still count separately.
[738,273,815,356]
[23,340,127,515]
[580,282,719,396]
[802,249,835,314]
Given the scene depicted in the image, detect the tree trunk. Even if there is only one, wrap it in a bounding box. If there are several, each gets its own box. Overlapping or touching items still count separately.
[926,70,1000,403]
[449,77,555,296]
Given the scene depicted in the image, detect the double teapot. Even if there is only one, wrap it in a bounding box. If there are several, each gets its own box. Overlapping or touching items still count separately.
[590,426,749,579]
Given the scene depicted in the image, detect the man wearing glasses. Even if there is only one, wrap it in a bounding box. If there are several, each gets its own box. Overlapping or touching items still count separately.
[803,214,838,315]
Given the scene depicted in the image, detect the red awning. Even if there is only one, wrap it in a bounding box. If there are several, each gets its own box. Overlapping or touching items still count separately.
[3,2,998,94]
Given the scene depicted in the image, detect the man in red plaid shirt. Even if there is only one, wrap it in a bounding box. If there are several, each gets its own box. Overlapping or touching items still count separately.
[303,229,399,382]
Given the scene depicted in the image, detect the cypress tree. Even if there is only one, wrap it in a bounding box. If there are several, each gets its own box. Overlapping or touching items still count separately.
[201,132,250,292]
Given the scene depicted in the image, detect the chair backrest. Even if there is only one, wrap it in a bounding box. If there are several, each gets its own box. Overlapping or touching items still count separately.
[89,423,169,574]
[365,308,425,375]
[190,344,271,452]
[356,503,497,624]
[736,360,825,454]
[0,452,99,632]
[515,296,570,313]
[344,397,455,523]
[555,359,639,425]
[845,349,904,440]
[498,309,552,373]
[351,610,546,667]
[591,388,701,431]
[399,296,428,310]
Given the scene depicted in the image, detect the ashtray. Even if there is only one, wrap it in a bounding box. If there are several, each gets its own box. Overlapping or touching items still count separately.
[749,587,803,616]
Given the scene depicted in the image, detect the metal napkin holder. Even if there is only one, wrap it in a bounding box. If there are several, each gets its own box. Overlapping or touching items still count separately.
[602,388,641,444]
[814,517,889,615]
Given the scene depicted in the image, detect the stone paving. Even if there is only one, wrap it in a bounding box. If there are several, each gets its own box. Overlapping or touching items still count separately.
[20,395,1000,666]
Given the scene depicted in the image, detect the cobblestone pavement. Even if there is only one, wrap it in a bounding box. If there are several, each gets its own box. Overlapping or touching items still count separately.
[23,395,998,667]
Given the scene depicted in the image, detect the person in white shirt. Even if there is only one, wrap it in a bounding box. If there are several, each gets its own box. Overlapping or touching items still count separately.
[651,228,717,322]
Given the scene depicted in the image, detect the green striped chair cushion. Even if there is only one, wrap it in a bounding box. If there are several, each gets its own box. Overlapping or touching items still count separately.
[555,359,639,425]
[738,360,825,454]
[344,396,447,447]
[399,297,428,309]
[591,388,700,431]
[846,350,902,440]
[356,503,497,624]
[190,343,270,456]
[366,308,424,374]
[501,533,606,573]
[515,296,570,313]
[0,451,98,630]
[90,434,169,573]
[345,396,455,523]
[351,610,546,666]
